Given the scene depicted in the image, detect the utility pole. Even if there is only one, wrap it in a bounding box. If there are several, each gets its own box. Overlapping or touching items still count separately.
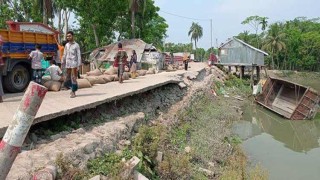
[210,19,213,51]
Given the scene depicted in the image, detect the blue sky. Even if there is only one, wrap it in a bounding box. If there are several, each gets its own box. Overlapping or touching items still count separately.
[154,0,320,49]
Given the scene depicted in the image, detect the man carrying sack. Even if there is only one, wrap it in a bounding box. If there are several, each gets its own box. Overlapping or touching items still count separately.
[113,43,128,83]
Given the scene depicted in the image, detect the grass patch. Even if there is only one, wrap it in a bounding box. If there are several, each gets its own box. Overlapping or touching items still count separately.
[55,153,86,179]
[213,75,251,96]
[220,146,268,180]
[87,152,126,178]
[313,112,320,122]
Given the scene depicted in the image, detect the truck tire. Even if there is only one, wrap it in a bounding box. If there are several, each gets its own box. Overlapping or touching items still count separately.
[4,65,31,93]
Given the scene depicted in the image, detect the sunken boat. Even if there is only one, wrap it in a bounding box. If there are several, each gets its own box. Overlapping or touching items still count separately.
[256,77,320,120]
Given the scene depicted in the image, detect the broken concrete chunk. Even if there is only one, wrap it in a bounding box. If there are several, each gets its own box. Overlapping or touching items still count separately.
[121,156,141,179]
[208,162,215,168]
[184,72,197,80]
[89,175,102,180]
[32,165,57,180]
[134,170,149,180]
[198,167,214,176]
[178,82,187,89]
[184,146,191,153]
[156,151,163,163]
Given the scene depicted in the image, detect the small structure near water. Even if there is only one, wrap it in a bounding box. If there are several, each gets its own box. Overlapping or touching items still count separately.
[218,37,268,82]
[256,77,320,120]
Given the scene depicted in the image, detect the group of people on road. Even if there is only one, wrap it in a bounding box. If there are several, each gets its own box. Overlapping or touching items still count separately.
[28,31,81,98]
[0,32,188,102]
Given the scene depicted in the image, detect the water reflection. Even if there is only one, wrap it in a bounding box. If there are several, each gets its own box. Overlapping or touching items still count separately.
[234,102,320,153]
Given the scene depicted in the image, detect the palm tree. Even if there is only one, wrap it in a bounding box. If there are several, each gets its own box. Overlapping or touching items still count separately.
[129,0,146,39]
[188,22,203,60]
[262,24,286,69]
[260,17,268,31]
[237,30,250,43]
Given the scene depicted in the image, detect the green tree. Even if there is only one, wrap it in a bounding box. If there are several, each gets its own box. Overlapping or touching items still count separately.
[164,43,192,53]
[297,31,320,71]
[241,15,268,47]
[188,22,203,60]
[262,23,286,69]
[129,0,146,39]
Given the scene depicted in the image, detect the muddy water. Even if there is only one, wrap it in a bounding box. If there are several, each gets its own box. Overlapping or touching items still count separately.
[233,102,320,180]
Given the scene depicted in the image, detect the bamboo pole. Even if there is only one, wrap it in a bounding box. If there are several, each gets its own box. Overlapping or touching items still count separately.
[0,82,47,179]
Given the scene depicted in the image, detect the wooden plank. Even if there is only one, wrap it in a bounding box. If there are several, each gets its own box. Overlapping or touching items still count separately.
[264,79,276,105]
[290,87,308,119]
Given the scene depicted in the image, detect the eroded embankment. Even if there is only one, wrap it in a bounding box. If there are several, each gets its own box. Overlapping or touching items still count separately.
[6,68,212,179]
[7,66,262,180]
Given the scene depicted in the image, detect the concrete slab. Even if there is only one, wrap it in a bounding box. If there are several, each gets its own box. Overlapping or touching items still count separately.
[0,62,206,137]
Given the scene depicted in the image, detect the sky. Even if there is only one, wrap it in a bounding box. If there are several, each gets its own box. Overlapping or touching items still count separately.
[154,0,320,49]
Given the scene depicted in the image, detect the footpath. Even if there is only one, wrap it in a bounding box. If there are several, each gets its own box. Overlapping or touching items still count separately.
[0,62,206,137]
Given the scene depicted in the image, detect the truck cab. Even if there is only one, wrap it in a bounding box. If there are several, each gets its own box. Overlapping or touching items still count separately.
[0,21,58,92]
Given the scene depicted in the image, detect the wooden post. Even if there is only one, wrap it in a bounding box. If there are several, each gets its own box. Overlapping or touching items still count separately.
[0,82,47,179]
[263,66,268,78]
[235,66,238,72]
[251,65,255,86]
[256,66,261,82]
[228,66,231,74]
[240,66,245,79]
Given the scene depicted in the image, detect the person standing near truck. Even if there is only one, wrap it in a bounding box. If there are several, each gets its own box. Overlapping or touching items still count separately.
[29,44,44,84]
[0,35,5,102]
[62,31,81,98]
[54,36,67,68]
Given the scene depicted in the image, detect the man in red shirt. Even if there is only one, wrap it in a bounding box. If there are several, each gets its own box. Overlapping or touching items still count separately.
[113,43,128,83]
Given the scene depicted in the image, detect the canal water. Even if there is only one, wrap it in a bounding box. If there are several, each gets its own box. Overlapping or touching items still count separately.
[233,102,320,180]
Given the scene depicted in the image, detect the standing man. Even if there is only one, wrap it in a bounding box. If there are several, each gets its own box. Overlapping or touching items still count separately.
[183,52,189,71]
[62,31,81,98]
[113,43,128,83]
[170,51,174,64]
[29,44,44,84]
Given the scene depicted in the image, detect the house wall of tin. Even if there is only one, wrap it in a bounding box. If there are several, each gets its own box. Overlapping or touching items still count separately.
[219,40,265,66]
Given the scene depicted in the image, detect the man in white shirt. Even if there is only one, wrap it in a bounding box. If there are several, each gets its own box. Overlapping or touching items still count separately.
[62,31,81,98]
[29,44,44,84]
[44,60,64,82]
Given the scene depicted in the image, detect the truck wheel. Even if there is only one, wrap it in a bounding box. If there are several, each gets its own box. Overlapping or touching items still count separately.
[4,65,31,93]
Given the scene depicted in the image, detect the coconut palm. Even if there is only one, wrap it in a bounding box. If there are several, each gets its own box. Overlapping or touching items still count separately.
[129,0,146,39]
[188,22,203,60]
[262,23,286,69]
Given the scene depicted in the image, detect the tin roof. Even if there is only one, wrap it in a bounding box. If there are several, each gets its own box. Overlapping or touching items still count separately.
[219,37,269,56]
[91,39,147,62]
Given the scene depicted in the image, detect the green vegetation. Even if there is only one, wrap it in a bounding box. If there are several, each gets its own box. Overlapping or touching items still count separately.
[314,113,320,122]
[271,70,320,92]
[213,74,251,96]
[0,0,168,51]
[238,16,320,71]
[84,78,267,179]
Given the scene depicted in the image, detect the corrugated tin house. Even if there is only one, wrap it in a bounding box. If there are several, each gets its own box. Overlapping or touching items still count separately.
[218,37,268,66]
[90,39,165,70]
